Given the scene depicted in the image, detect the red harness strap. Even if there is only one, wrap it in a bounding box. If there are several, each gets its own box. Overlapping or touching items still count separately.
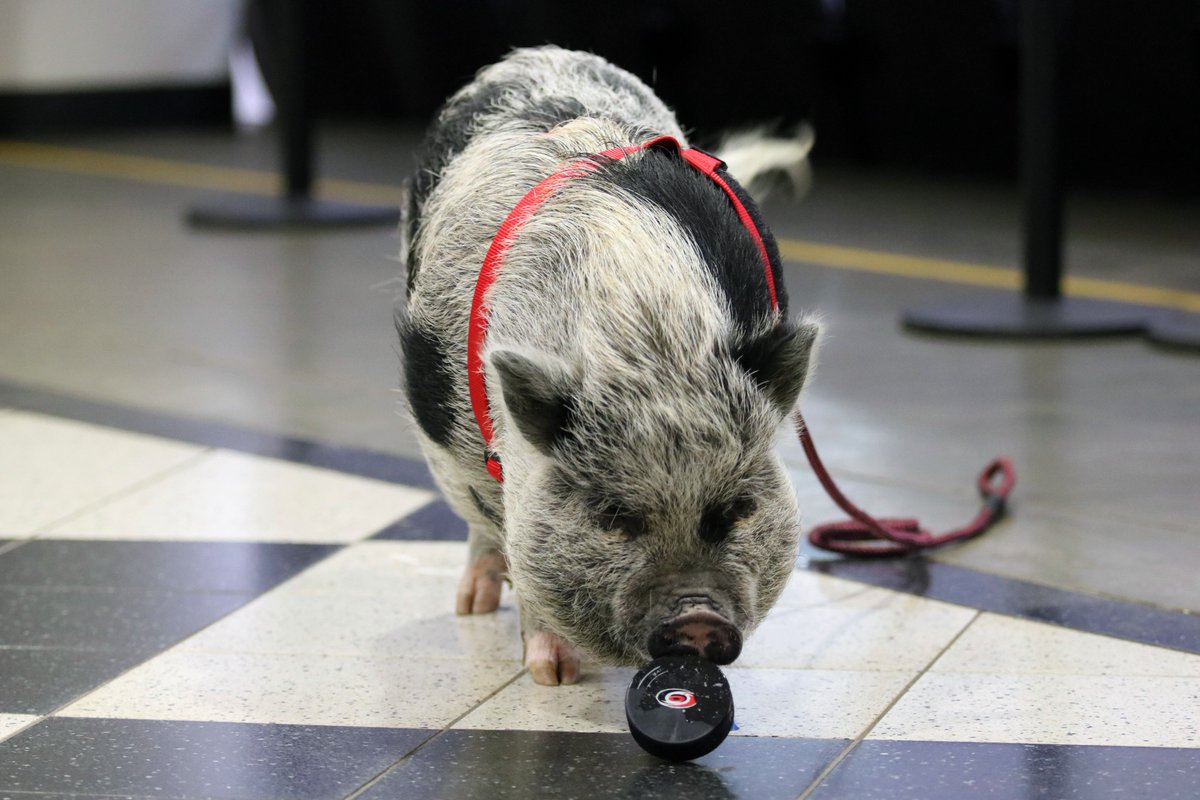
[466,134,1015,556]
[468,136,776,482]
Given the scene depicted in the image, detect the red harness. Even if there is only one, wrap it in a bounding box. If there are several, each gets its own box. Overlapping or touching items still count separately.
[468,135,777,482]
[466,134,1015,555]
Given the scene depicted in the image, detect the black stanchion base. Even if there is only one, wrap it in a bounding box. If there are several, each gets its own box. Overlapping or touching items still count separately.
[187,196,399,231]
[1146,313,1200,352]
[902,294,1149,338]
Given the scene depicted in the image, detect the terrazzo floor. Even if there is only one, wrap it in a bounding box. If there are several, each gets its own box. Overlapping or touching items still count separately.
[1,395,1196,799]
[2,119,1199,798]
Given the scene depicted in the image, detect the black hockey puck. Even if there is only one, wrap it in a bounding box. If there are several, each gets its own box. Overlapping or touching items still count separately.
[625,654,734,761]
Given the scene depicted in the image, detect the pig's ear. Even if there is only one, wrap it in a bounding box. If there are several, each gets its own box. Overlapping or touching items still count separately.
[489,348,576,453]
[736,317,821,414]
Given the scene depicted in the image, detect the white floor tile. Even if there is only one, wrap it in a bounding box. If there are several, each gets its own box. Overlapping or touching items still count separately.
[0,412,203,535]
[773,568,885,608]
[871,610,1200,747]
[58,650,521,729]
[456,668,636,735]
[179,542,522,662]
[725,667,916,739]
[741,578,976,670]
[253,540,473,596]
[456,665,917,740]
[41,449,435,543]
[871,672,1200,747]
[0,714,37,743]
[932,613,1200,677]
[54,540,523,729]
[180,547,972,670]
[179,591,522,661]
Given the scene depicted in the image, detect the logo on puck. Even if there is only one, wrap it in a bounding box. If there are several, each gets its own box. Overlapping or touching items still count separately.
[656,688,697,709]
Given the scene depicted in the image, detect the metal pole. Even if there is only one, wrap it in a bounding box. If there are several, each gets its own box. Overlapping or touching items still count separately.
[185,0,398,229]
[276,0,313,200]
[1020,0,1065,301]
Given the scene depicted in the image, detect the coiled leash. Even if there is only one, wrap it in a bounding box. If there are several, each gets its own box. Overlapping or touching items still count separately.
[794,412,1016,556]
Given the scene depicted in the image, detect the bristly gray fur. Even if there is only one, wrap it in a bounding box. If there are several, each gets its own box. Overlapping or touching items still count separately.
[399,46,820,667]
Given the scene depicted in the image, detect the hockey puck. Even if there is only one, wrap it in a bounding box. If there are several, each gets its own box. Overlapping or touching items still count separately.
[625,654,734,761]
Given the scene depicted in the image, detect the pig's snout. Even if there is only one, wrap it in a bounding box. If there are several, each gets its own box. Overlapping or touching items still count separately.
[647,606,743,665]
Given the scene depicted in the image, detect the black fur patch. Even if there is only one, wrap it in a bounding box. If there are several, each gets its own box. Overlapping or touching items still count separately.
[469,486,504,528]
[490,350,578,453]
[396,313,458,447]
[699,495,757,544]
[404,177,421,297]
[590,493,649,540]
[718,167,789,316]
[412,81,591,215]
[591,149,784,335]
[407,81,590,296]
[732,319,814,412]
[734,321,790,378]
[406,83,506,295]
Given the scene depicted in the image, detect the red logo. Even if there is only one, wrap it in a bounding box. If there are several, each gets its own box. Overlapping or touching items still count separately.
[656,688,697,709]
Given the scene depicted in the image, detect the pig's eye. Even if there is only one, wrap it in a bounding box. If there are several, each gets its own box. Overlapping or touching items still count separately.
[699,495,757,544]
[593,501,648,541]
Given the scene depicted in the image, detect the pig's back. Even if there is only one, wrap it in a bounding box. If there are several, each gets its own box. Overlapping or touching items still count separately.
[401,48,686,456]
[406,47,683,281]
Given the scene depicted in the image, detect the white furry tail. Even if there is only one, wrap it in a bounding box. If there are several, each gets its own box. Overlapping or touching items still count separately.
[716,125,815,199]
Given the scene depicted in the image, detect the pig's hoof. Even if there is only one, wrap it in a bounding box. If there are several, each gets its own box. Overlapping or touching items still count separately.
[524,630,582,686]
[456,550,507,615]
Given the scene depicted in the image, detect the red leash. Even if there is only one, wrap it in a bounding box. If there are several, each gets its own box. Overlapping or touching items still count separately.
[795,413,1016,557]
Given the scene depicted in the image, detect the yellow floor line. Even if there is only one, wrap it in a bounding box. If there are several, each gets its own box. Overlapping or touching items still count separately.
[0,140,406,206]
[3,139,1197,314]
[778,240,1200,314]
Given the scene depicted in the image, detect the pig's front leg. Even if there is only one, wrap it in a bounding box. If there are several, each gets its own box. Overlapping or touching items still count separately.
[522,620,582,686]
[456,525,507,615]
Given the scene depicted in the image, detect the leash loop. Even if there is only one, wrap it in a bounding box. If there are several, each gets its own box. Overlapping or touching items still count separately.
[978,457,1016,512]
[797,413,1016,557]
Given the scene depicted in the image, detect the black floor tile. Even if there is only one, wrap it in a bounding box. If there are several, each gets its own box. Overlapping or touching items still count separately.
[813,558,1200,654]
[0,792,130,800]
[0,649,150,715]
[360,730,848,800]
[0,588,250,651]
[0,541,338,708]
[0,540,338,593]
[808,740,1200,800]
[270,440,436,490]
[0,717,433,800]
[371,500,467,541]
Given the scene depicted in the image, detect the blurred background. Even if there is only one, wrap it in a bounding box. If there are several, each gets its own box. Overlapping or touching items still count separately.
[5,0,1200,190]
[1,0,1197,611]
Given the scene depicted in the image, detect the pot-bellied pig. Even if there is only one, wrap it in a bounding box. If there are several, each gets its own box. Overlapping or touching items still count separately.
[398,46,818,686]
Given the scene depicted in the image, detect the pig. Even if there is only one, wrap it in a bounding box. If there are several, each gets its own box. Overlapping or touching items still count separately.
[397,46,819,686]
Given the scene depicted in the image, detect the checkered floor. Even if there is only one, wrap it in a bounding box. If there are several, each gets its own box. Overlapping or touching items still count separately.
[1,398,1197,799]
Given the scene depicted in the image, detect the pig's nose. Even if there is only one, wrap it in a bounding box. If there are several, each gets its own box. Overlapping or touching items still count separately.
[646,610,743,665]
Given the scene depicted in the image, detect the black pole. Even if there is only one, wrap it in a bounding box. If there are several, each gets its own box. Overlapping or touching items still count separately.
[1020,0,1064,301]
[277,0,313,200]
[899,0,1147,337]
[186,0,399,230]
